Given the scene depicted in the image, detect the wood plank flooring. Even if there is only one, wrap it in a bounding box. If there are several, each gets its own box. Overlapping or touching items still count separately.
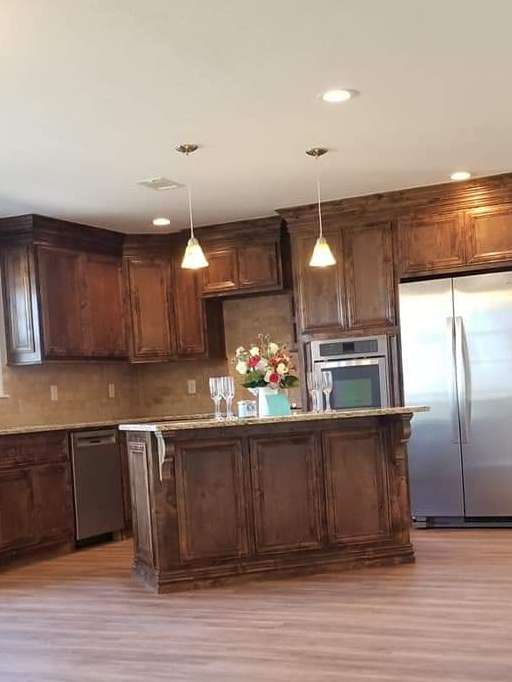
[1,530,512,681]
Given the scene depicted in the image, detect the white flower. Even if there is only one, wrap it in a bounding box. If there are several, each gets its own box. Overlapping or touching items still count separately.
[268,342,279,354]
[236,360,248,375]
[249,346,260,357]
[276,362,288,375]
[235,346,245,356]
[255,358,268,373]
[264,369,273,382]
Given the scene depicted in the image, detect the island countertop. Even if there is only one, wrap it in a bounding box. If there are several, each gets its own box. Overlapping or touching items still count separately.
[119,405,429,433]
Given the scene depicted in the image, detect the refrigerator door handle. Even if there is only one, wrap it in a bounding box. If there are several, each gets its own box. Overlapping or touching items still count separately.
[446,316,460,444]
[455,316,471,443]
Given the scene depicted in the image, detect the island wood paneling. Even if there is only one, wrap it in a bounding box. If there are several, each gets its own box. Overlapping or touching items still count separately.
[249,432,323,554]
[125,413,415,592]
[175,438,249,561]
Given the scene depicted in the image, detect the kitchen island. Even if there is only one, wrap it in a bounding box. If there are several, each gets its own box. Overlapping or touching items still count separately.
[120,407,428,593]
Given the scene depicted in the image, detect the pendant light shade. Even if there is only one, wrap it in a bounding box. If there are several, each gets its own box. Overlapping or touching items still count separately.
[177,144,209,270]
[306,147,336,268]
[309,235,337,267]
[182,236,209,269]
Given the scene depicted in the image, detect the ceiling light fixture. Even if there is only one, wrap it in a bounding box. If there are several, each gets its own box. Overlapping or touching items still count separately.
[321,89,353,103]
[306,147,336,268]
[450,170,472,182]
[152,217,171,227]
[176,144,209,270]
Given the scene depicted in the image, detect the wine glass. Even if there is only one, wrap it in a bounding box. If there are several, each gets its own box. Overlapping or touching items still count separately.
[307,371,322,413]
[209,377,223,421]
[221,376,236,420]
[322,371,333,413]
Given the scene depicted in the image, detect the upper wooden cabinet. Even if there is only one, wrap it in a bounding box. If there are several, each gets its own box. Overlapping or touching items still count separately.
[289,222,395,335]
[200,217,284,297]
[344,222,395,329]
[292,228,346,333]
[124,255,174,362]
[397,211,466,276]
[0,217,127,364]
[465,204,512,266]
[202,247,239,295]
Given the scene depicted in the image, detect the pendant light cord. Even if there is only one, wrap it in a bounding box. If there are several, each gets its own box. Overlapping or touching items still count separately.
[316,158,323,239]
[187,184,195,239]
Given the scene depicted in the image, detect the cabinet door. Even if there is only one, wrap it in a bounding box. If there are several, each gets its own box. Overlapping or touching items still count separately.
[83,254,127,358]
[345,222,395,329]
[125,257,174,361]
[397,211,465,276]
[173,260,206,356]
[37,246,86,357]
[32,463,74,543]
[1,246,42,364]
[0,469,35,550]
[466,204,512,265]
[249,433,323,554]
[293,229,345,332]
[238,242,281,291]
[202,247,239,294]
[174,439,249,561]
[323,428,391,544]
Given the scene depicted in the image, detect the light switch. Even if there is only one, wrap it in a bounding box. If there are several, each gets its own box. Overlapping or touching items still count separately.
[108,383,116,399]
[187,379,197,395]
[50,385,58,401]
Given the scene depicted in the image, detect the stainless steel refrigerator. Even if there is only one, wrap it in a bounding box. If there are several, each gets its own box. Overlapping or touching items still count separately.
[399,271,512,524]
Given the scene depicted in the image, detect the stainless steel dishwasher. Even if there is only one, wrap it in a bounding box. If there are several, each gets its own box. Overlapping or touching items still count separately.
[71,429,124,541]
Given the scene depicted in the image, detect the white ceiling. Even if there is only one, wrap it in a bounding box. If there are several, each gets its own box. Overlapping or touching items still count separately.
[1,0,512,233]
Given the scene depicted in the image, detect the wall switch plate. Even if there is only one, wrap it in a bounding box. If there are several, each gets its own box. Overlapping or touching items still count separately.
[108,383,116,399]
[50,385,58,401]
[187,379,197,395]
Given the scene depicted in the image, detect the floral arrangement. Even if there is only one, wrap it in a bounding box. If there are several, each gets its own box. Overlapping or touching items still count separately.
[234,334,299,389]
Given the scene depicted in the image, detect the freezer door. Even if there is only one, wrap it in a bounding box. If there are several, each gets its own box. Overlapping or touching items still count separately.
[399,279,465,516]
[453,271,512,516]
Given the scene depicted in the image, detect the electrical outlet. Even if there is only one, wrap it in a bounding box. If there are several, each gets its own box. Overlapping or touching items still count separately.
[108,383,116,399]
[50,385,58,401]
[187,379,197,395]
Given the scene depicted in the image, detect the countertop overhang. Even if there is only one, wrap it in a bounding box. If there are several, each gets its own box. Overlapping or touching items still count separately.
[119,406,429,434]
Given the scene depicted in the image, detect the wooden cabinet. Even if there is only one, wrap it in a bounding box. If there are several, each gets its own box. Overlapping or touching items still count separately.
[465,204,512,265]
[249,432,323,554]
[124,256,174,362]
[0,245,42,364]
[293,229,346,332]
[200,217,283,297]
[175,439,249,561]
[173,258,207,356]
[344,222,395,329]
[82,254,126,357]
[202,247,239,295]
[238,242,281,291]
[0,432,74,565]
[323,428,391,544]
[0,216,127,364]
[397,211,466,276]
[37,245,85,357]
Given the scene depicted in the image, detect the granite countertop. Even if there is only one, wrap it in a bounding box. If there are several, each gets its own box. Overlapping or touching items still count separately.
[0,413,212,437]
[118,406,430,433]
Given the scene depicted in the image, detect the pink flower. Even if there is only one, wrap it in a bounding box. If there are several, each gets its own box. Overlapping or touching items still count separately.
[248,355,260,368]
[269,372,280,385]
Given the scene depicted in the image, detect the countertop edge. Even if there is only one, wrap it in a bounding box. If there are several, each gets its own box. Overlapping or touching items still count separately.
[119,406,430,433]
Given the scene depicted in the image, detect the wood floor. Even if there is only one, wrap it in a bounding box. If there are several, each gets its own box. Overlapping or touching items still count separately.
[1,531,512,681]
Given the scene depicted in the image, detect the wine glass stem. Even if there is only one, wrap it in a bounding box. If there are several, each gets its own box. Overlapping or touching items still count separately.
[214,397,223,420]
[324,390,332,412]
[226,397,233,419]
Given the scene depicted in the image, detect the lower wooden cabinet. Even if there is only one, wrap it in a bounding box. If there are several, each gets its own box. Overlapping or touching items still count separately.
[0,432,74,564]
[249,433,323,554]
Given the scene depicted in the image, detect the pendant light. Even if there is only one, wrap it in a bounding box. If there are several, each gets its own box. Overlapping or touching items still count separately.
[176,144,209,270]
[306,147,336,268]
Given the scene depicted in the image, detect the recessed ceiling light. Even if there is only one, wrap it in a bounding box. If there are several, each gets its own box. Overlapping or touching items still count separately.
[321,89,353,103]
[152,217,171,227]
[450,171,472,181]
